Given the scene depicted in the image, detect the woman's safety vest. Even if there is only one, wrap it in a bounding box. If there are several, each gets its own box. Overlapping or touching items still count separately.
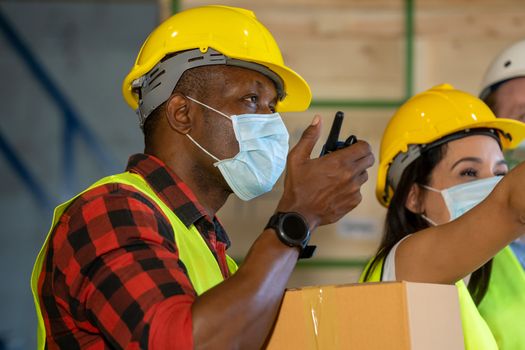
[478,246,525,349]
[30,172,238,350]
[359,256,498,350]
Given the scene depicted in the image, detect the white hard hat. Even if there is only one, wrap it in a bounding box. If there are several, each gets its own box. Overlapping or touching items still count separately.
[480,40,525,100]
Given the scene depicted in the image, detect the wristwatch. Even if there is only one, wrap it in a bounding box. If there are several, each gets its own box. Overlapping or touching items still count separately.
[265,212,316,259]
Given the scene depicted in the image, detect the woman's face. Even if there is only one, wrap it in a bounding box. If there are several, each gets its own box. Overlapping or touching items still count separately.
[407,135,508,224]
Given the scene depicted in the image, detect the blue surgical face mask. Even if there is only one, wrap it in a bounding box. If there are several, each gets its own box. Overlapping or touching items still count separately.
[185,96,289,201]
[421,176,503,222]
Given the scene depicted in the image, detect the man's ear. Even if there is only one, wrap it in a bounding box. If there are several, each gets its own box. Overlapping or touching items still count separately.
[405,183,424,214]
[165,93,192,134]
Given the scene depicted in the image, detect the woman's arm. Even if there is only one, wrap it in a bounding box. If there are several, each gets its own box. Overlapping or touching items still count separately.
[395,161,525,284]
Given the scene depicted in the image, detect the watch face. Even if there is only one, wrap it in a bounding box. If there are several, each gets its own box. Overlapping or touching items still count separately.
[281,213,308,241]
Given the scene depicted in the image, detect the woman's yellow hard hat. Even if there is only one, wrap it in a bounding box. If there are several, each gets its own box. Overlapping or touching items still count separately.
[377,83,525,207]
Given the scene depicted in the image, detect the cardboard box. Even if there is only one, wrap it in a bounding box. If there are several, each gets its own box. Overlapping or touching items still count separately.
[265,282,464,350]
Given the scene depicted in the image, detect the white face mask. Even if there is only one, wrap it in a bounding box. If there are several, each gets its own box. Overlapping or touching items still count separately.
[185,96,289,201]
[420,176,503,223]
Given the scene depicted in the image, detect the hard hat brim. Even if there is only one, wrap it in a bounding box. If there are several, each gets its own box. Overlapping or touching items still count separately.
[122,54,312,114]
[251,59,312,112]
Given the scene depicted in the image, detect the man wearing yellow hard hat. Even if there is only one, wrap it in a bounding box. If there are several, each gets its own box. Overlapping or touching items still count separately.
[31,5,374,349]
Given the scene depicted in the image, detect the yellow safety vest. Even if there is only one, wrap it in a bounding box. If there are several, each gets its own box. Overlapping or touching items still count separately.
[478,246,525,349]
[31,172,238,350]
[359,256,498,350]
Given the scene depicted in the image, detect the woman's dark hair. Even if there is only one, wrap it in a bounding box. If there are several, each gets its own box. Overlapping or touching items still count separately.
[363,143,492,305]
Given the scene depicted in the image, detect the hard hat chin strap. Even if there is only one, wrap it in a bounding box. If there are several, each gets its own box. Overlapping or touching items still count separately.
[132,48,285,128]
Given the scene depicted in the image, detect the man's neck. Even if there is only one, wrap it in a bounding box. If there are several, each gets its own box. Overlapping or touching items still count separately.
[164,156,230,219]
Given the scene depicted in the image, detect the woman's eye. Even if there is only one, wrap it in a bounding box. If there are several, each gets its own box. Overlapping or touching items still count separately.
[460,168,478,177]
[494,168,508,176]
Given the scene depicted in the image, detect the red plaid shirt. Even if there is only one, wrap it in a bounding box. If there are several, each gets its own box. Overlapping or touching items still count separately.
[38,154,232,349]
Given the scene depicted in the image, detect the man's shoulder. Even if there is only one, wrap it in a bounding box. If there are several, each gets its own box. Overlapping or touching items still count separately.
[57,183,169,235]
[63,181,165,223]
[50,181,175,259]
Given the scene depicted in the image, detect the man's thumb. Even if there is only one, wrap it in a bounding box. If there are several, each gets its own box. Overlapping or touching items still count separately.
[290,115,322,160]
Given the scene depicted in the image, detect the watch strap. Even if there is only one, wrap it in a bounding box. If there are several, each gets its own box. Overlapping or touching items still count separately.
[299,244,317,259]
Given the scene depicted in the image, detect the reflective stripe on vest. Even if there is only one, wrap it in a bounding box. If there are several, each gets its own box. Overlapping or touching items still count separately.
[31,172,238,349]
[359,255,498,350]
[478,246,525,349]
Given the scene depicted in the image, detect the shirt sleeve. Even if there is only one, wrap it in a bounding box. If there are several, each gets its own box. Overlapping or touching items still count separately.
[51,190,196,349]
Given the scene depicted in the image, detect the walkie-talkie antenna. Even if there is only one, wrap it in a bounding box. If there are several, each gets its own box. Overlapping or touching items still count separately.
[320,111,344,156]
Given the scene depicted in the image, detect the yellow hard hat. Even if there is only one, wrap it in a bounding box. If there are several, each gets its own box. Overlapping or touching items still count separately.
[377,83,525,207]
[122,5,311,125]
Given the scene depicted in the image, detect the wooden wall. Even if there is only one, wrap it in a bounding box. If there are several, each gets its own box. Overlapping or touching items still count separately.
[181,0,525,286]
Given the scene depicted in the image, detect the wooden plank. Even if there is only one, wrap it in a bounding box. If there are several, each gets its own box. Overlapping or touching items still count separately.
[415,11,525,38]
[280,39,404,99]
[414,38,525,96]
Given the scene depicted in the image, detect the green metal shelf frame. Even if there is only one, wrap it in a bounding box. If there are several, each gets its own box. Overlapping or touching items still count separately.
[172,0,415,269]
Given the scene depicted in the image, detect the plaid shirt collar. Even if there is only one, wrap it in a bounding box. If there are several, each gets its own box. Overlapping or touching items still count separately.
[126,153,230,247]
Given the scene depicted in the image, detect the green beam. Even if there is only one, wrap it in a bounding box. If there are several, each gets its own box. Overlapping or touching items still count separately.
[310,99,404,109]
[296,258,367,269]
[172,0,180,14]
[405,0,414,98]
[232,257,367,269]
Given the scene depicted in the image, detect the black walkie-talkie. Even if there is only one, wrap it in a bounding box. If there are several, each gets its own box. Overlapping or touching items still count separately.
[320,111,357,157]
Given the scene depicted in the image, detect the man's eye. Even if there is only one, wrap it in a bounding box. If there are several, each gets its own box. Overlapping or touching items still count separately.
[245,96,258,104]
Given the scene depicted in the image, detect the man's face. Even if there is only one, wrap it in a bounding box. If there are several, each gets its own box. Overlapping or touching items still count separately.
[198,66,278,156]
[186,65,279,188]
[492,76,525,122]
